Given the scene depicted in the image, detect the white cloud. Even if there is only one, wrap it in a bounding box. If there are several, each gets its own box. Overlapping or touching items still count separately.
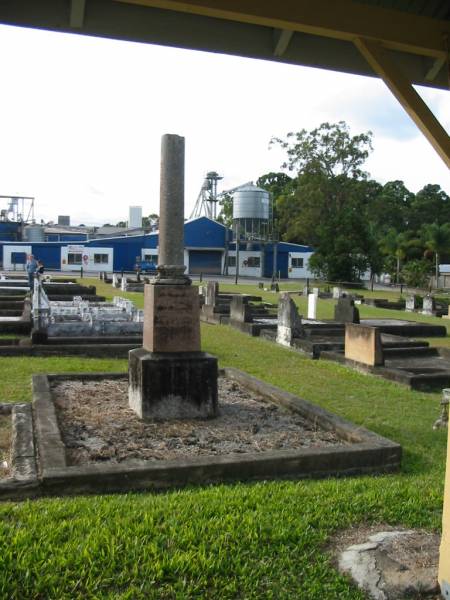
[0,24,448,225]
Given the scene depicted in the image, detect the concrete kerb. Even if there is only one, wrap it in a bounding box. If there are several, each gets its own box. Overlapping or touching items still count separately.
[0,342,141,358]
[321,350,450,391]
[23,369,402,498]
[0,402,39,500]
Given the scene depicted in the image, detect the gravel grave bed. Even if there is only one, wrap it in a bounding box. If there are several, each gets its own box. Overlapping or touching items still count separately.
[52,378,349,465]
[0,414,12,479]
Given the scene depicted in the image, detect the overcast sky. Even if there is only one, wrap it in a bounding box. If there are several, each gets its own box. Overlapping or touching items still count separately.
[0,23,449,226]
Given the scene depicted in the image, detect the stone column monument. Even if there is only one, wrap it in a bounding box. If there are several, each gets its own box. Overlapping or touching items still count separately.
[128,134,218,420]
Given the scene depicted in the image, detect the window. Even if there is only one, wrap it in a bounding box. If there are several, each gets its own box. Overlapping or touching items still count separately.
[144,254,158,262]
[67,253,82,265]
[94,253,109,264]
[227,256,236,267]
[291,257,304,268]
[246,256,260,268]
[11,252,26,264]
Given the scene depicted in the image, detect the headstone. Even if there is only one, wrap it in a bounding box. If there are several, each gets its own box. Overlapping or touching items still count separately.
[121,277,128,291]
[270,282,280,292]
[307,293,317,320]
[422,295,435,316]
[312,287,319,297]
[332,286,342,299]
[128,134,218,420]
[205,281,219,306]
[112,274,120,288]
[334,296,360,324]
[229,295,252,323]
[405,295,418,312]
[345,323,384,366]
[443,306,450,321]
[258,282,264,289]
[276,292,302,346]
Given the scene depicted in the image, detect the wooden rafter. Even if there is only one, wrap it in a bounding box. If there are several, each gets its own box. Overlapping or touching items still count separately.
[355,37,450,169]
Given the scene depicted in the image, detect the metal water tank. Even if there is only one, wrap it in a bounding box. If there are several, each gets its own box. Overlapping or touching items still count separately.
[232,184,270,220]
[24,224,45,242]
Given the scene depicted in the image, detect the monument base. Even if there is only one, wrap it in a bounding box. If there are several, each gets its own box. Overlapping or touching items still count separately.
[31,329,48,344]
[128,348,218,420]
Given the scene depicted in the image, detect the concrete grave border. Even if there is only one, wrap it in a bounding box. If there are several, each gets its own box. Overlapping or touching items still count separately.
[321,349,450,391]
[0,403,39,500]
[28,369,401,498]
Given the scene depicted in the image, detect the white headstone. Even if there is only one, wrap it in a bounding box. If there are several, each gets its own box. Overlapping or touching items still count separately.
[422,295,435,316]
[121,277,128,291]
[332,287,342,299]
[112,274,119,288]
[312,287,320,297]
[307,293,317,320]
[405,295,417,312]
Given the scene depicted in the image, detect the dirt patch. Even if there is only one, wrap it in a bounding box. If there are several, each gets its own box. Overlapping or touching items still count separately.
[51,377,349,466]
[0,414,12,479]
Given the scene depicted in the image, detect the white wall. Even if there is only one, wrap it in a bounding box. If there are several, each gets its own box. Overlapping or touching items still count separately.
[227,250,263,278]
[3,245,32,271]
[61,245,114,272]
[288,252,314,279]
[142,248,159,263]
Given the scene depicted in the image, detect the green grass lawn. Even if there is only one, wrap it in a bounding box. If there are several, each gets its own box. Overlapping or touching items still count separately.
[0,278,448,598]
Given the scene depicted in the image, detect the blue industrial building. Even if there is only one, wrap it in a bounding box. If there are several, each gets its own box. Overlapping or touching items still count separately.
[0,217,314,279]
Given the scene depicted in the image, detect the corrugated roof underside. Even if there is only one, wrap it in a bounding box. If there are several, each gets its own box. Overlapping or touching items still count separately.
[356,0,450,20]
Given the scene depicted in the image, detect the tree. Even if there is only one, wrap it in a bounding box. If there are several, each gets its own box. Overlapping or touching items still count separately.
[401,260,431,289]
[409,184,450,232]
[271,122,375,281]
[270,121,373,179]
[421,222,450,282]
[142,213,159,230]
[216,192,233,228]
[256,172,293,199]
[368,180,413,234]
[115,221,127,227]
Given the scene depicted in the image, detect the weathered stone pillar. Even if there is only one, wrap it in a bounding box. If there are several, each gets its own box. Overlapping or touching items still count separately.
[128,134,218,420]
[439,426,450,597]
[156,134,189,283]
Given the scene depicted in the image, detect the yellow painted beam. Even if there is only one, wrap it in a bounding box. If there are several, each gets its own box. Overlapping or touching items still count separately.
[355,38,450,170]
[115,0,450,59]
[439,426,450,596]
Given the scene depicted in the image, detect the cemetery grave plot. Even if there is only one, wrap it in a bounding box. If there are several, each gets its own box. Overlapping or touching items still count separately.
[0,286,144,358]
[0,403,38,499]
[30,368,402,498]
[53,376,345,465]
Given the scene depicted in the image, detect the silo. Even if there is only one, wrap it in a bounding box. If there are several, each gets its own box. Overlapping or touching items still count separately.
[24,224,45,242]
[232,183,271,241]
[129,206,143,229]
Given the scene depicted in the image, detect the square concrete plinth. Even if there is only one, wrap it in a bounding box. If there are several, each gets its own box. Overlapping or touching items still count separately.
[143,284,200,353]
[129,348,218,420]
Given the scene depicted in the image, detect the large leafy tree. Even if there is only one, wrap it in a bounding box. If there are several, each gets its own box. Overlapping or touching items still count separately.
[409,184,450,232]
[270,121,375,281]
[368,180,413,234]
[270,121,372,178]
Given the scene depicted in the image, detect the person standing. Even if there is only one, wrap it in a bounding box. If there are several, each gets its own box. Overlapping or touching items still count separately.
[26,254,38,290]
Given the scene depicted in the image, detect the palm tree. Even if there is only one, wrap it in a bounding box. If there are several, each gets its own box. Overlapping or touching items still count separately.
[422,223,450,284]
[379,229,410,283]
